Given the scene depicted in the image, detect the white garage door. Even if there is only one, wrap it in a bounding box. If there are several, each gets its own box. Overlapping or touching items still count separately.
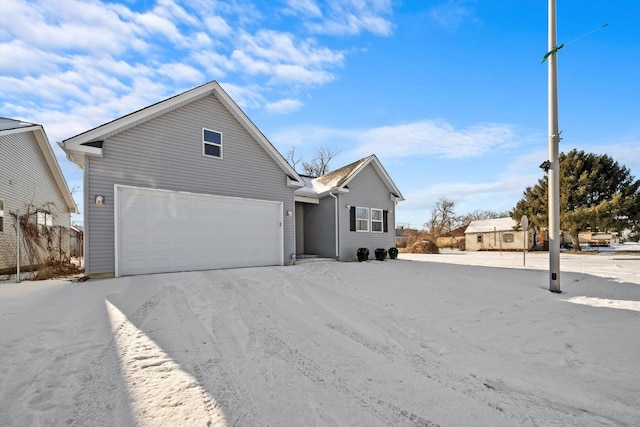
[115,185,283,277]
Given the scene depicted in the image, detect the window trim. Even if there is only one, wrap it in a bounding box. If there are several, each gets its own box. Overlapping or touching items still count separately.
[0,199,3,232]
[355,206,369,232]
[371,208,383,233]
[37,211,52,228]
[202,128,223,159]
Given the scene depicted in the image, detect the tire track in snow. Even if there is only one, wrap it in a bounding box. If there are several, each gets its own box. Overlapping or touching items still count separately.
[266,266,539,424]
[166,285,260,427]
[226,270,440,427]
[271,264,630,426]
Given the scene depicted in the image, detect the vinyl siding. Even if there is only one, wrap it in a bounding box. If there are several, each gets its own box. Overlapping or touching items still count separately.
[85,94,295,275]
[338,164,395,261]
[302,197,336,258]
[465,230,534,251]
[0,131,72,270]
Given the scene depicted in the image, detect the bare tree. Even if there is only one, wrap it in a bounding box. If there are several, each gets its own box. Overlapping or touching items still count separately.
[286,146,302,171]
[301,146,341,177]
[424,197,457,237]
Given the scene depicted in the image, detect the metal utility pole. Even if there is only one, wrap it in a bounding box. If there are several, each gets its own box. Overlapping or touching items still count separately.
[547,0,561,292]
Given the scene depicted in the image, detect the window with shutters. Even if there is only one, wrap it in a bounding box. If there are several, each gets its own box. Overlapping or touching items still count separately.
[350,206,389,233]
[356,207,369,232]
[371,208,383,232]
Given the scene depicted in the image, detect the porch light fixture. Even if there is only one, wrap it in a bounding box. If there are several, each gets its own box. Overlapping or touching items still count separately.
[345,204,351,210]
[95,195,105,205]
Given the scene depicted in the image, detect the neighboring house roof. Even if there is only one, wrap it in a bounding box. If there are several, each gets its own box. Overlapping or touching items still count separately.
[0,117,78,213]
[465,217,517,234]
[60,81,304,187]
[440,225,467,238]
[296,154,404,201]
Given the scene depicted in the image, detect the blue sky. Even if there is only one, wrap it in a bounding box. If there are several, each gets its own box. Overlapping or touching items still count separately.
[2,0,639,228]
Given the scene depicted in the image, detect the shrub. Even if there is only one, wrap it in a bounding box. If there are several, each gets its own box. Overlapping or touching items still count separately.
[357,247,369,261]
[402,238,440,254]
[374,248,388,261]
[388,247,398,259]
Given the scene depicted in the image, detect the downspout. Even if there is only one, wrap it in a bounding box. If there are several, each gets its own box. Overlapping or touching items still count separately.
[329,191,339,259]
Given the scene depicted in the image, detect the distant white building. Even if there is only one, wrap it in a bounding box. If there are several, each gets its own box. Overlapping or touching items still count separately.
[465,217,534,252]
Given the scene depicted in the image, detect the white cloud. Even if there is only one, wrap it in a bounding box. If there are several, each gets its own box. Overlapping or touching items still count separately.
[429,0,479,31]
[354,120,516,160]
[157,63,206,85]
[285,0,323,18]
[265,98,304,114]
[304,0,394,36]
[203,15,232,37]
[271,119,516,160]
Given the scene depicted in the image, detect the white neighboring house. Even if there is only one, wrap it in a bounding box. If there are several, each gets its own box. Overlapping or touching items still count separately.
[465,217,534,252]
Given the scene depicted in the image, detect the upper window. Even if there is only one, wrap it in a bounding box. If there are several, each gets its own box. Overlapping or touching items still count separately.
[371,208,383,233]
[356,207,369,232]
[502,233,514,243]
[203,128,223,159]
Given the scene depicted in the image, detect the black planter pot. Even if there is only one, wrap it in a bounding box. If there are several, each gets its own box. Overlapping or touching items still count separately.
[357,247,369,261]
[388,247,399,259]
[374,248,388,261]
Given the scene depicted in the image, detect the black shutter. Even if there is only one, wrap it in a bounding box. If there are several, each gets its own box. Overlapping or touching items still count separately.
[383,210,389,233]
[350,206,356,231]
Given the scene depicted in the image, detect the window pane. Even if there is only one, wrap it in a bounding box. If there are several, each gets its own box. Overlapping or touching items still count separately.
[372,222,382,232]
[503,233,514,243]
[203,129,221,144]
[372,209,382,220]
[356,207,368,220]
[204,143,221,157]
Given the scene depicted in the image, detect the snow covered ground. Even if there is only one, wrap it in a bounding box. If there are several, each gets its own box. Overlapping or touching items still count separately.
[1,247,639,426]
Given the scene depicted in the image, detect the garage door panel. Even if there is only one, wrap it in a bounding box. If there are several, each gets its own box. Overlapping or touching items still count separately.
[116,186,283,276]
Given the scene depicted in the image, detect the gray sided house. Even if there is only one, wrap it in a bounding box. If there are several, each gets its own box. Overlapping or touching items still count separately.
[0,118,78,272]
[465,217,534,252]
[61,81,305,278]
[295,155,404,261]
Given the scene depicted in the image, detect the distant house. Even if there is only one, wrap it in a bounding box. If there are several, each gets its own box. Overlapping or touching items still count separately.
[294,155,404,261]
[395,226,413,249]
[465,217,534,251]
[0,118,78,273]
[61,81,305,278]
[578,231,617,247]
[435,225,467,249]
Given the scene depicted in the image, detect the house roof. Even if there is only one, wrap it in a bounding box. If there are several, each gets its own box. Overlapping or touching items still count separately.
[464,217,517,234]
[0,117,78,214]
[296,154,404,201]
[60,81,304,187]
[439,225,468,238]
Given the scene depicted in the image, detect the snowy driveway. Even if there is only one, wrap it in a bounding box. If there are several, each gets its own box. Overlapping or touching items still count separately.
[1,256,639,426]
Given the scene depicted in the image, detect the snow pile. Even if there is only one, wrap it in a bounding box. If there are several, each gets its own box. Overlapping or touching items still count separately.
[1,251,639,426]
